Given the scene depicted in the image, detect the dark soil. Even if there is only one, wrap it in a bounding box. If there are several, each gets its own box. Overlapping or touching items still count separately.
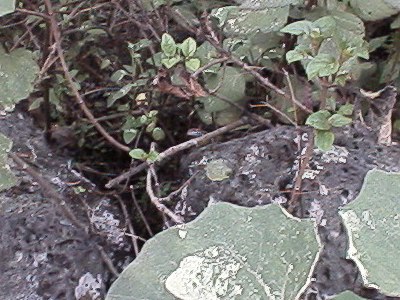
[1,105,400,299]
[0,108,132,300]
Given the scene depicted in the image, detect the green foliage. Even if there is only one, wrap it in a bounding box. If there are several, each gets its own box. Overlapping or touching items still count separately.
[160,33,201,72]
[129,148,159,162]
[122,111,165,145]
[340,170,400,297]
[0,47,39,112]
[0,133,17,192]
[333,291,366,300]
[0,0,15,17]
[106,203,320,300]
[306,108,352,151]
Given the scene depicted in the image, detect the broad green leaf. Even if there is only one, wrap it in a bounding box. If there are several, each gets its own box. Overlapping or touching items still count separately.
[305,110,332,130]
[161,56,181,69]
[328,114,352,127]
[107,84,133,107]
[350,0,400,21]
[340,170,400,296]
[314,130,334,151]
[196,41,219,68]
[211,6,289,37]
[200,67,246,113]
[0,0,15,17]
[205,159,232,181]
[110,70,128,82]
[161,33,177,57]
[337,104,354,116]
[128,39,152,52]
[333,291,366,300]
[391,15,400,29]
[306,54,339,80]
[123,129,138,144]
[151,127,165,141]
[0,47,39,112]
[312,16,336,38]
[286,49,305,63]
[129,148,147,160]
[181,37,197,57]
[106,203,321,300]
[0,133,17,192]
[235,0,301,9]
[280,20,313,35]
[185,58,200,72]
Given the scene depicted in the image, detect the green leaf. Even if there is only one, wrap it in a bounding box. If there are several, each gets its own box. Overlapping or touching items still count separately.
[280,20,313,35]
[106,84,133,107]
[350,0,400,21]
[312,16,336,38]
[161,56,181,69]
[128,39,152,52]
[146,150,159,162]
[106,203,320,300]
[123,129,138,144]
[211,5,289,38]
[110,70,128,82]
[181,37,197,57]
[161,33,177,57]
[0,0,15,17]
[0,133,17,192]
[199,67,246,113]
[185,58,200,72]
[340,170,400,296]
[205,159,232,181]
[337,104,354,116]
[305,110,332,130]
[0,47,39,112]
[129,148,148,160]
[306,54,340,80]
[151,127,165,141]
[328,114,352,127]
[286,49,306,63]
[314,130,334,152]
[333,291,366,300]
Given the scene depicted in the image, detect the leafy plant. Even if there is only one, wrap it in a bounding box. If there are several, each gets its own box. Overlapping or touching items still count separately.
[305,104,353,151]
[0,47,39,112]
[106,203,320,300]
[160,33,201,72]
[340,170,400,297]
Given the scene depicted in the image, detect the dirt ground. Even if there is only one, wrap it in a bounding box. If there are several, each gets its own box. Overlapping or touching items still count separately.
[0,108,132,300]
[1,102,400,299]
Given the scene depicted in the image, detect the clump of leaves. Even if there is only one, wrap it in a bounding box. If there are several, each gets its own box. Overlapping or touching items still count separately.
[160,33,201,72]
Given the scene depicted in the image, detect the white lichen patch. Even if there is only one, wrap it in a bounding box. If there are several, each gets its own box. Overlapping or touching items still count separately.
[302,169,320,180]
[319,146,349,164]
[90,199,124,245]
[75,272,102,300]
[165,246,244,300]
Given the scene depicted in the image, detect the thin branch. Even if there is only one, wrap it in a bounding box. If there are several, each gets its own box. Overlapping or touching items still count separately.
[146,146,184,224]
[106,118,247,188]
[43,0,130,152]
[116,196,140,256]
[130,188,154,236]
[191,57,228,78]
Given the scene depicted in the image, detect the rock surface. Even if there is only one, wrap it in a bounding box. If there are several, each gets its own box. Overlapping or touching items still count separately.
[175,123,400,299]
[0,109,129,300]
